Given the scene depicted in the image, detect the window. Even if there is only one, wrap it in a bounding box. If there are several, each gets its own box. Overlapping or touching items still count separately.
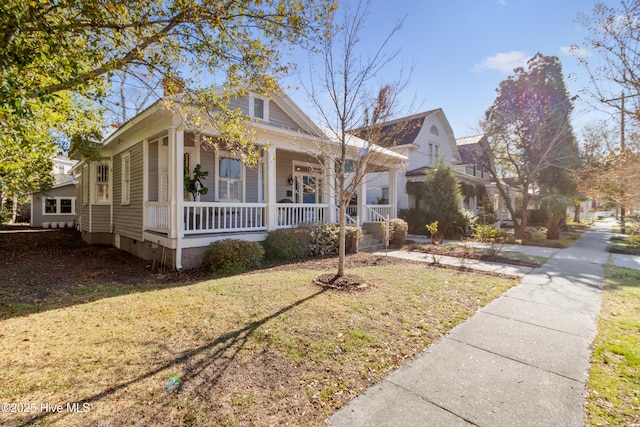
[253,98,264,119]
[428,143,439,164]
[43,197,76,215]
[249,96,269,120]
[343,160,355,173]
[60,198,73,213]
[45,198,57,214]
[82,164,89,205]
[381,187,389,202]
[218,156,242,201]
[430,125,439,136]
[121,153,131,205]
[95,163,110,203]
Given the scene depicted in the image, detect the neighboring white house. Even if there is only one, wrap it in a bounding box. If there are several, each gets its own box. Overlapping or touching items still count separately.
[30,155,78,228]
[71,92,407,269]
[360,111,522,227]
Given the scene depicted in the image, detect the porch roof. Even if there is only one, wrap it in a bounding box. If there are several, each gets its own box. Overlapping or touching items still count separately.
[316,125,408,164]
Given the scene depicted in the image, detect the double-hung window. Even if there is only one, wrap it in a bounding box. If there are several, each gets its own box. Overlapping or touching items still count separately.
[95,163,110,203]
[218,156,242,201]
[121,153,131,205]
[249,96,269,121]
[82,164,89,205]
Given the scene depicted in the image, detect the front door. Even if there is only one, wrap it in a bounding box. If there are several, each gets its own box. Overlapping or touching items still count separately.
[294,164,323,204]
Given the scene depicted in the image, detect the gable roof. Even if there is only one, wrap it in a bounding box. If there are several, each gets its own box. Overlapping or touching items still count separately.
[350,109,441,147]
[456,134,490,165]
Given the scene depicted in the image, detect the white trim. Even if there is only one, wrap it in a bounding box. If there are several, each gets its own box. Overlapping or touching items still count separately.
[121,152,131,205]
[82,164,89,206]
[215,151,244,202]
[142,138,149,240]
[249,95,269,121]
[42,196,76,215]
[94,162,111,205]
[292,161,324,204]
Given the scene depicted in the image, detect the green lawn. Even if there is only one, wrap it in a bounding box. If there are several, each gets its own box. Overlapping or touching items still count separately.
[0,262,515,427]
[586,263,640,426]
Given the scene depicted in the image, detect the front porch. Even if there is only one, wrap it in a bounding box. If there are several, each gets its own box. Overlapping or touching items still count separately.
[142,128,401,251]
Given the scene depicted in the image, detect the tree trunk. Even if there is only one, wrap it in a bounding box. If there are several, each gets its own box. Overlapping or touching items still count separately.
[337,204,346,277]
[11,194,18,224]
[573,201,580,223]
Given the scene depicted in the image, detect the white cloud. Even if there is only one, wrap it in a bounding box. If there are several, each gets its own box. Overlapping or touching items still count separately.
[473,51,529,73]
[560,45,591,58]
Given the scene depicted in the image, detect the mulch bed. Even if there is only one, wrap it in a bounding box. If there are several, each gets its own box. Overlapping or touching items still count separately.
[404,242,541,268]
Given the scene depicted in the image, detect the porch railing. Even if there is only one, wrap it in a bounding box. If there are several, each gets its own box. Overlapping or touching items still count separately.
[336,206,357,226]
[276,203,328,228]
[365,204,393,222]
[346,205,358,218]
[145,202,170,233]
[366,205,390,248]
[183,202,267,234]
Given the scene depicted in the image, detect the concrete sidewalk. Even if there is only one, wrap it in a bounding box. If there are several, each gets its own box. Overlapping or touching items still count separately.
[329,219,614,427]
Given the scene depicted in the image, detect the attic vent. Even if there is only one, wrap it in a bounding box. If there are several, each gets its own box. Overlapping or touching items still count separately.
[430,125,439,136]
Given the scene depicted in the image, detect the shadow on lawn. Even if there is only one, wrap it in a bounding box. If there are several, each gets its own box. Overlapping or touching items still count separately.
[19,288,327,426]
[0,226,211,321]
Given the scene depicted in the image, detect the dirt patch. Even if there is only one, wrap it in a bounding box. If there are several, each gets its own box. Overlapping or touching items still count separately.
[0,226,158,318]
[404,242,541,268]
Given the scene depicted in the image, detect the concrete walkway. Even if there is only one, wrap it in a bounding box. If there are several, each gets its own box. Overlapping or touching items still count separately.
[329,219,614,427]
[371,249,535,277]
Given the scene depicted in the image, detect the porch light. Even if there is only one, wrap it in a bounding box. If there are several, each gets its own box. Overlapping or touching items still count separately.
[288,175,294,185]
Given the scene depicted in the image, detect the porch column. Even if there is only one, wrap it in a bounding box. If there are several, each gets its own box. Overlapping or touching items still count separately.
[388,170,397,217]
[326,157,336,224]
[265,146,277,230]
[168,127,178,239]
[168,127,185,239]
[357,179,367,225]
[176,128,185,236]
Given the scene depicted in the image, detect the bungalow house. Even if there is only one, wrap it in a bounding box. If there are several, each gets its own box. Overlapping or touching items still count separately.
[71,92,407,269]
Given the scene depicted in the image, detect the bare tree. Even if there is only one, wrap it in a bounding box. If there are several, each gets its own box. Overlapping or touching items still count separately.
[576,0,640,128]
[304,0,411,278]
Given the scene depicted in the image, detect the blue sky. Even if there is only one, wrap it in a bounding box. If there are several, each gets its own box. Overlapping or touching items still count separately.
[283,0,611,139]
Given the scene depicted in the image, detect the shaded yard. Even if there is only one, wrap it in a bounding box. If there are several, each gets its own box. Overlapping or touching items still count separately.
[0,226,516,426]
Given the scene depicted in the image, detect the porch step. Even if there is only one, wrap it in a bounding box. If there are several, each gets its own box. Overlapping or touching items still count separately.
[359,229,386,252]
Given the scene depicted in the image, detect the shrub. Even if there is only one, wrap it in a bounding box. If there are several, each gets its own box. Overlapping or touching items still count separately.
[471,224,504,242]
[388,218,408,247]
[426,221,442,243]
[262,228,312,261]
[399,208,429,235]
[308,224,340,256]
[306,224,362,256]
[203,239,264,275]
